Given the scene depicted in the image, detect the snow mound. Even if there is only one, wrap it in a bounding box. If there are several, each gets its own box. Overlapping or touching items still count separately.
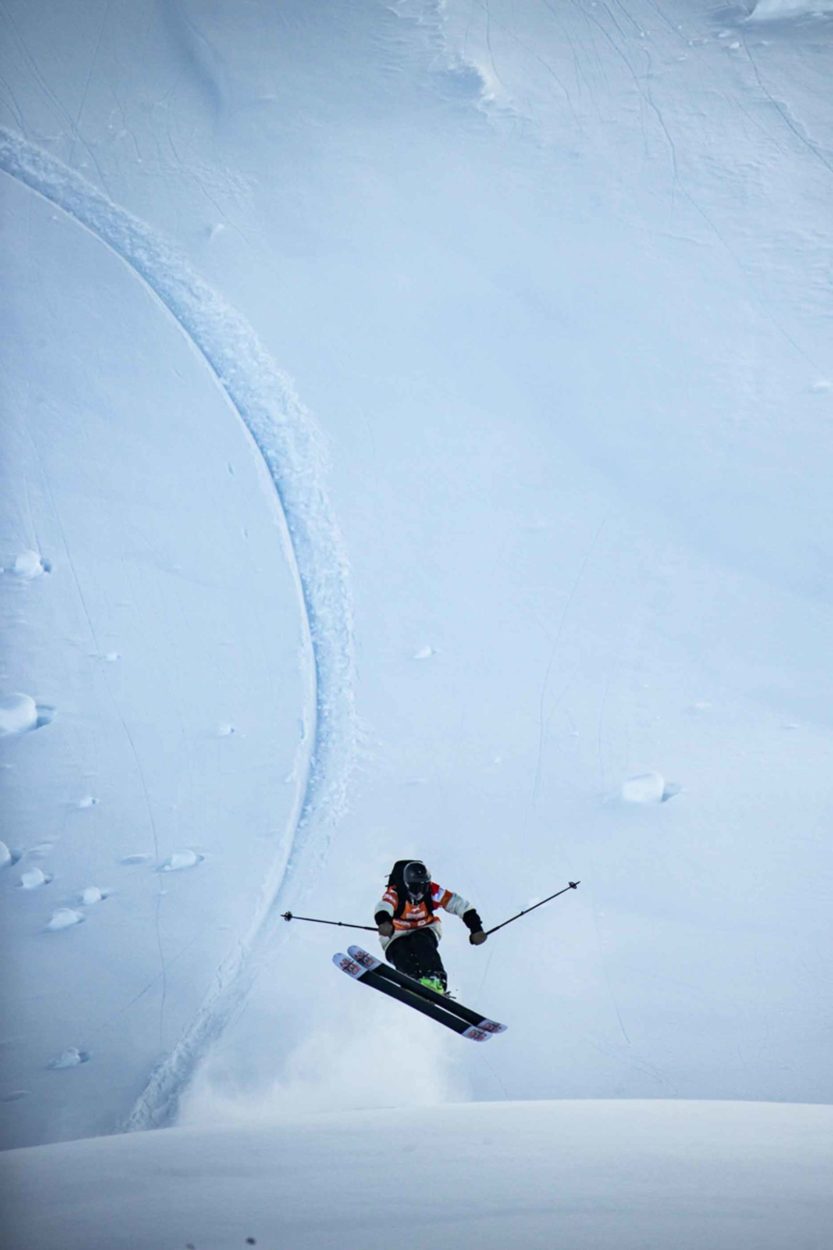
[47,1048,89,1071]
[45,909,84,932]
[78,887,105,906]
[19,868,51,890]
[622,772,665,803]
[5,550,50,579]
[159,850,204,873]
[0,693,39,736]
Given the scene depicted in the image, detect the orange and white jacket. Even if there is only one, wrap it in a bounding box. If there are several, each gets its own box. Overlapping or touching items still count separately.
[375,881,472,949]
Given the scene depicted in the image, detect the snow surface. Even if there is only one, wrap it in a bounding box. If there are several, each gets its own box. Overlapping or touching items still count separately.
[750,2,833,18]
[1,3,832,1242]
[2,1101,832,1250]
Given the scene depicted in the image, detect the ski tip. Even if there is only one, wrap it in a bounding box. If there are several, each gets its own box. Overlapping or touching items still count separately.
[347,944,381,970]
[332,952,364,979]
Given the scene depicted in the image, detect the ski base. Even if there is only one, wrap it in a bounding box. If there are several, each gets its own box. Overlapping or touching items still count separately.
[333,947,506,1040]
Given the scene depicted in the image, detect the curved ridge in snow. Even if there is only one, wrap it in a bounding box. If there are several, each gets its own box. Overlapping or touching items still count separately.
[0,127,356,1130]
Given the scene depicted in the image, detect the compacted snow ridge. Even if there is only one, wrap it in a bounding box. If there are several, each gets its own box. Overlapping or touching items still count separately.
[0,128,357,1130]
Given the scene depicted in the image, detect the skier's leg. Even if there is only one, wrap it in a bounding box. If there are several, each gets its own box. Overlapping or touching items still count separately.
[385,932,422,980]
[387,929,447,990]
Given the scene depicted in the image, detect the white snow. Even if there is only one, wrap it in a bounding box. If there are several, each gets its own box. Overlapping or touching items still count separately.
[413,645,437,660]
[8,550,49,579]
[19,868,51,890]
[621,772,667,804]
[1,0,832,1243]
[1,1101,831,1250]
[44,909,84,933]
[46,1048,88,1071]
[159,851,204,874]
[0,693,39,737]
[78,887,105,907]
[750,1,833,18]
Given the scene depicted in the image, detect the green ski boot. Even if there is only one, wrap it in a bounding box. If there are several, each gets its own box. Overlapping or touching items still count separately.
[419,976,447,996]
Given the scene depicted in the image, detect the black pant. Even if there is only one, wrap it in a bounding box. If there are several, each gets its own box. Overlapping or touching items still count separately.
[386,927,447,989]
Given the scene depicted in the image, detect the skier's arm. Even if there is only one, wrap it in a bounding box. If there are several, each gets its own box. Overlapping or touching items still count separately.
[374,887,397,937]
[432,884,487,944]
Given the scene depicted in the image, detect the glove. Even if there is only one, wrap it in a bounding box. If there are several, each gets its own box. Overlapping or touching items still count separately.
[375,911,394,938]
[463,909,487,945]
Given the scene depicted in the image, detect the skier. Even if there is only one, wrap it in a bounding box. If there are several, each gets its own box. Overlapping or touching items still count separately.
[374,860,486,994]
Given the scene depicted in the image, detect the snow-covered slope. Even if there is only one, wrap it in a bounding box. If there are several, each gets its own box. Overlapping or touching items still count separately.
[3,1101,832,1250]
[2,0,832,1166]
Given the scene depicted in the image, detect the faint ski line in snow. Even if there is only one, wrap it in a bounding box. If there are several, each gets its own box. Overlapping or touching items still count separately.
[0,8,111,194]
[740,34,833,178]
[0,127,356,1130]
[68,0,114,172]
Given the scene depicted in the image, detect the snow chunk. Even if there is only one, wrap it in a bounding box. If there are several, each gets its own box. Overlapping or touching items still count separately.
[412,645,437,660]
[159,850,204,872]
[622,772,666,804]
[622,772,681,804]
[46,908,85,932]
[217,723,236,737]
[48,1047,90,1070]
[9,550,50,579]
[0,841,11,870]
[0,693,38,737]
[77,795,99,809]
[19,867,51,890]
[79,886,105,906]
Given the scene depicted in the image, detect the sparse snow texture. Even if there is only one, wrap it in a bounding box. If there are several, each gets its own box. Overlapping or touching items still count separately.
[2,0,833,1158]
[1,1102,832,1250]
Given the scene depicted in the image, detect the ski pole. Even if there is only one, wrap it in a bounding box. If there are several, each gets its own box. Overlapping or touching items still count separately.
[484,881,580,938]
[281,911,376,932]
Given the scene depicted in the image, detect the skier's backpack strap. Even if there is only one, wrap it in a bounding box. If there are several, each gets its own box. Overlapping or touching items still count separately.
[387,860,435,920]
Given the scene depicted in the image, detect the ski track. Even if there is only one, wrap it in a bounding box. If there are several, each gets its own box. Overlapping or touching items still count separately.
[0,127,356,1131]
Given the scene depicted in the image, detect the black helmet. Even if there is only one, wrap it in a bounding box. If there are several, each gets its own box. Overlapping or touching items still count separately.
[402,860,431,902]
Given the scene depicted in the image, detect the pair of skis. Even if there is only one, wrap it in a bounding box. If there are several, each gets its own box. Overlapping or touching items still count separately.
[334,945,506,1042]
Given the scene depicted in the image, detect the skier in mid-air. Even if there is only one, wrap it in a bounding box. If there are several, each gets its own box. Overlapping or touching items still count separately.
[374,860,487,994]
